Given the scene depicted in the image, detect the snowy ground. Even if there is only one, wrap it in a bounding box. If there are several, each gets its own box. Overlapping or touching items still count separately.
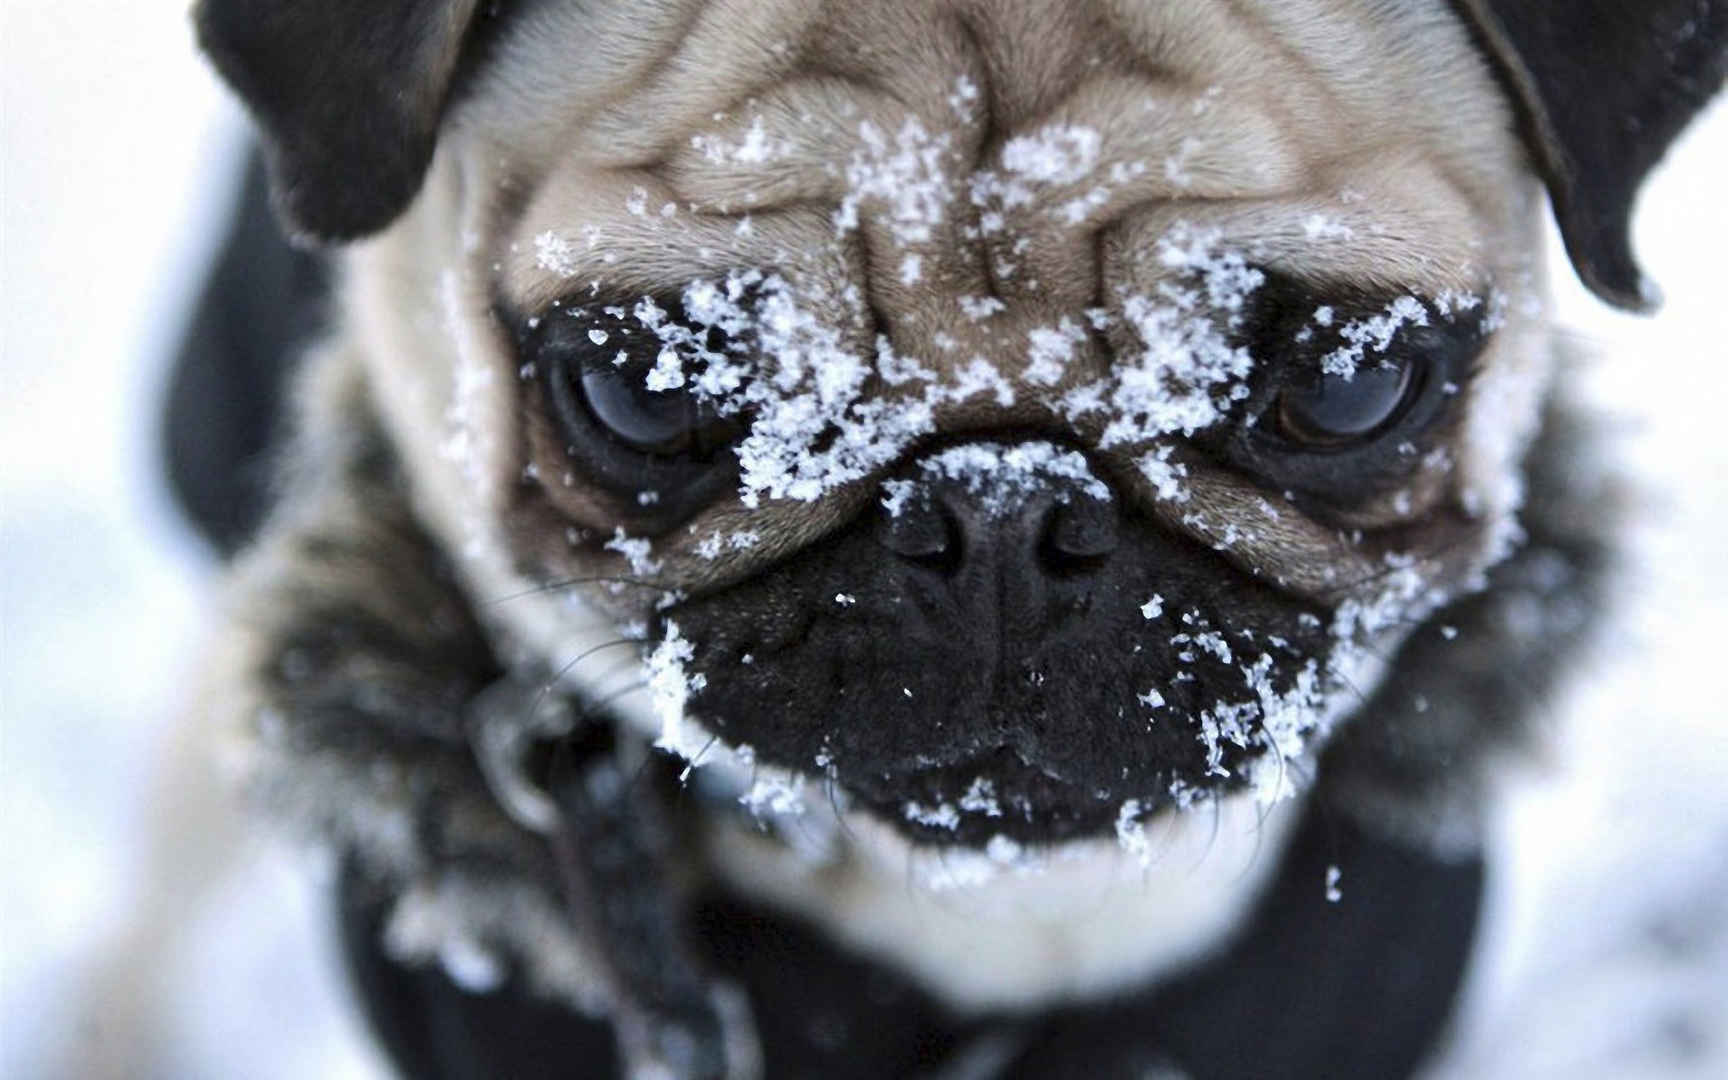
[1,6,1723,1078]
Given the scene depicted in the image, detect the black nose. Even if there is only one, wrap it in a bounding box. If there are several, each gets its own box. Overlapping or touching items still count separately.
[875,453,1119,578]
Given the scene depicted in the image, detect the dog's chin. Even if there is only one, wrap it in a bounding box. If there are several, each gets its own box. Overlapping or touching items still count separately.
[846,748,1144,848]
[689,726,1300,852]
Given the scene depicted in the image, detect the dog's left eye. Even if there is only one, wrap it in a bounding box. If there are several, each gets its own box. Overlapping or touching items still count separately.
[1273,358,1416,448]
[1217,282,1490,513]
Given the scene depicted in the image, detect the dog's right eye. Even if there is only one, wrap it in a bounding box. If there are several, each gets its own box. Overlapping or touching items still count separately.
[524,300,748,514]
[578,365,706,454]
[548,338,743,461]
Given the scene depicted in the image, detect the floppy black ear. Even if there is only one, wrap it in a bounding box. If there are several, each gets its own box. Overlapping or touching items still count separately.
[195,0,492,243]
[1451,1,1721,311]
[1448,0,1727,311]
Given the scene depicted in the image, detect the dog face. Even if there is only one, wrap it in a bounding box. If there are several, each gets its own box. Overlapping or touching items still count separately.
[190,0,1725,1058]
[198,0,1723,860]
[198,0,1728,857]
[283,0,1563,854]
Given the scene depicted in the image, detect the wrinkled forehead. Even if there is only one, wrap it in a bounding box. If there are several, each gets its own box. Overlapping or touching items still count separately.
[454,0,1527,314]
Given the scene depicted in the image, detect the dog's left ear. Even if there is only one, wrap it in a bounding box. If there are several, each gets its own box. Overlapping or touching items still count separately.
[1448,0,1727,311]
[195,0,497,244]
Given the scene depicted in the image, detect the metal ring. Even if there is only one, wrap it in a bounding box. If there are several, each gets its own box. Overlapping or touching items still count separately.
[467,676,578,835]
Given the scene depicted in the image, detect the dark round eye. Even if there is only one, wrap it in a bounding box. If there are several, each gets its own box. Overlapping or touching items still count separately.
[1275,359,1415,447]
[578,363,733,457]
[535,303,748,466]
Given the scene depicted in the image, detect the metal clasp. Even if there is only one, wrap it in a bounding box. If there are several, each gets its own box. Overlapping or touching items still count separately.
[467,675,578,834]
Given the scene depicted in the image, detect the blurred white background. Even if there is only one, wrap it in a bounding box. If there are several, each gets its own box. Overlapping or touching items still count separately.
[1,4,1723,1079]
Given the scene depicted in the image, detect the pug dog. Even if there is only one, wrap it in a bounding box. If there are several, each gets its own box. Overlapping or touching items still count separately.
[172,1,1724,1077]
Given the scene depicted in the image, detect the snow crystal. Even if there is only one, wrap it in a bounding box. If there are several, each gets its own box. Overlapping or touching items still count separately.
[603,527,662,576]
[1324,864,1343,903]
[967,124,1108,231]
[958,777,1003,818]
[691,112,784,166]
[648,621,707,761]
[534,231,583,276]
[946,356,1016,406]
[607,271,932,506]
[1001,124,1102,184]
[1135,444,1190,502]
[1435,289,1487,321]
[1185,651,1329,804]
[741,774,807,819]
[1166,778,1203,812]
[1140,594,1166,620]
[835,117,954,245]
[887,441,1111,518]
[1321,295,1429,379]
[384,887,515,997]
[903,800,961,830]
[1115,799,1152,866]
[694,529,760,560]
[957,294,1006,321]
[1302,214,1354,242]
[1024,318,1087,386]
[1190,632,1232,664]
[946,75,979,118]
[879,478,918,518]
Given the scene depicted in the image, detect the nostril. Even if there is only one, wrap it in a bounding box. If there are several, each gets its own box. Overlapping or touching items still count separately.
[877,500,963,573]
[1038,498,1118,573]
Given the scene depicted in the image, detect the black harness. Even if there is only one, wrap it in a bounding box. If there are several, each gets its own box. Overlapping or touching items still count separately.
[335,764,1482,1080]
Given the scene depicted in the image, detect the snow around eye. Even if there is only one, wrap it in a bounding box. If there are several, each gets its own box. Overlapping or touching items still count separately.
[583,221,1271,523]
[1320,294,1429,379]
[538,111,1519,856]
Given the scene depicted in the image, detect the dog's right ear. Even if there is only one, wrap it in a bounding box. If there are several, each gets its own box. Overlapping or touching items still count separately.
[195,0,493,244]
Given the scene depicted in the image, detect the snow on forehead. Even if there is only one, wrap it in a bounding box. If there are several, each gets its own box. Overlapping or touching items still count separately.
[831,118,1107,242]
[835,117,955,244]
